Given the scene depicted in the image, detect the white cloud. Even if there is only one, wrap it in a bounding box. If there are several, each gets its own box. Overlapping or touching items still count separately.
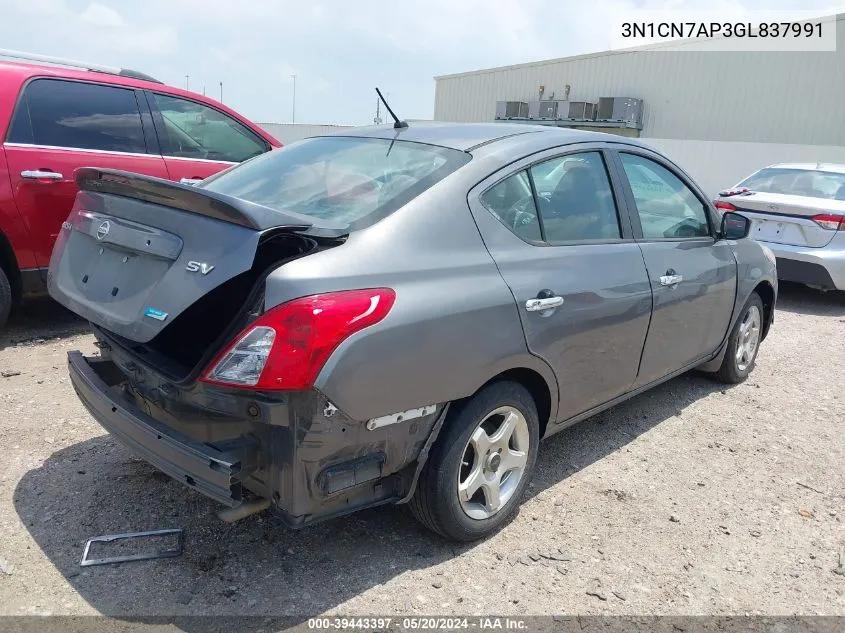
[79,3,125,28]
[1,0,841,124]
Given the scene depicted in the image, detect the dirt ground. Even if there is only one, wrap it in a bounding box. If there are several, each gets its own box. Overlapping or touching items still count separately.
[0,284,843,622]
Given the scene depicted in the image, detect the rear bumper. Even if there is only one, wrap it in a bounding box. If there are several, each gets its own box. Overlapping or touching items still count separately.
[67,348,439,526]
[759,236,845,290]
[68,351,257,507]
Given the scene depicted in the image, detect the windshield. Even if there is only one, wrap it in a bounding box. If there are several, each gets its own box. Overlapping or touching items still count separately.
[738,167,845,200]
[201,136,471,229]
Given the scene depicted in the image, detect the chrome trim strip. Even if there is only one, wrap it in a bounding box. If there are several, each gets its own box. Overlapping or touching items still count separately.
[3,142,238,165]
[164,155,237,166]
[3,142,155,159]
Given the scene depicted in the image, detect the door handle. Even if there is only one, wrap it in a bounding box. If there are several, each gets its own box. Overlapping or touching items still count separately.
[180,177,204,186]
[21,169,63,180]
[525,296,564,312]
[659,273,683,287]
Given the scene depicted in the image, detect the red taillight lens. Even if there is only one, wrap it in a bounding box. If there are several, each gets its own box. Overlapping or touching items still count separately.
[714,201,737,212]
[201,288,396,391]
[811,213,845,230]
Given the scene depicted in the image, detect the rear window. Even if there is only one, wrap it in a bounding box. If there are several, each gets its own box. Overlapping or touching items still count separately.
[200,136,470,229]
[7,78,147,153]
[738,168,845,200]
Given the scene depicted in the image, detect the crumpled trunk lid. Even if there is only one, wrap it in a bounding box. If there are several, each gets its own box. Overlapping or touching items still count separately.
[48,168,321,376]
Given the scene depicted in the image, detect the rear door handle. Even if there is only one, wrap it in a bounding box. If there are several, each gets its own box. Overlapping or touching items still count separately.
[21,169,63,180]
[659,274,683,286]
[180,177,204,186]
[525,296,564,311]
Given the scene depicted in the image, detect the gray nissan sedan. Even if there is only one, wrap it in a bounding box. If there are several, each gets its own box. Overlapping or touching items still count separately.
[48,122,777,541]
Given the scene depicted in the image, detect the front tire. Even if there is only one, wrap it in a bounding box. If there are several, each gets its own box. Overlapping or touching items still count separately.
[409,381,540,542]
[712,291,764,384]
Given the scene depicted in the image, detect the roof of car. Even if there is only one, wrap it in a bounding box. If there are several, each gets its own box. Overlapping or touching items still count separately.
[0,60,281,146]
[763,162,845,174]
[323,121,638,152]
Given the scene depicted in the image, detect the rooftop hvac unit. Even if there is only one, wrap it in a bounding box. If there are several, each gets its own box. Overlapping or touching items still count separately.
[495,101,529,119]
[568,101,597,120]
[597,97,644,126]
[528,100,569,119]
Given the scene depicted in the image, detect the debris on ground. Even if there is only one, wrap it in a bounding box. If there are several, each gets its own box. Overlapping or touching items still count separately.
[0,559,13,575]
[80,528,183,567]
[1,369,21,378]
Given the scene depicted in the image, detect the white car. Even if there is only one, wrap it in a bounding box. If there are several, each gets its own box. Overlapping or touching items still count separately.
[715,163,845,291]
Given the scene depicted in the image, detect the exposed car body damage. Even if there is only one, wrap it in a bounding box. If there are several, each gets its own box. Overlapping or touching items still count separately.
[51,123,777,538]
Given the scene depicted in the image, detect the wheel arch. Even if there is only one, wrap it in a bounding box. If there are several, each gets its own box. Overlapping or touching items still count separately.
[472,364,557,439]
[753,280,775,340]
[0,229,21,302]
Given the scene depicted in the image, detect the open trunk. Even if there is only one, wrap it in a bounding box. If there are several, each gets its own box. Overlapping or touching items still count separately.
[48,168,337,380]
[727,191,845,248]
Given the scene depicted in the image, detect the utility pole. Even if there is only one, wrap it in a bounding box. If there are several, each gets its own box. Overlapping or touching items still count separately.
[374,95,382,124]
[185,74,189,90]
[291,74,297,124]
[219,81,223,103]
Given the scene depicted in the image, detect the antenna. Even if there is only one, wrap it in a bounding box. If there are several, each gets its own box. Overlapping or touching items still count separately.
[375,87,407,129]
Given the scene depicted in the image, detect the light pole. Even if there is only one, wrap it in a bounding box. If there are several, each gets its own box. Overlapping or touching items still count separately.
[185,74,189,90]
[291,74,297,124]
[219,81,223,103]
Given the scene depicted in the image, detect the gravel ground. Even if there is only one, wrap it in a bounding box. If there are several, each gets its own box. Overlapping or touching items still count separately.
[0,284,843,621]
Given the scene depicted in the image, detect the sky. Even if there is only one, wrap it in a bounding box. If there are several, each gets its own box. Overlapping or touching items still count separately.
[0,0,841,126]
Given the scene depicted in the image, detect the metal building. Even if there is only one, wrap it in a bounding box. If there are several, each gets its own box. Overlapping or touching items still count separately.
[434,14,845,195]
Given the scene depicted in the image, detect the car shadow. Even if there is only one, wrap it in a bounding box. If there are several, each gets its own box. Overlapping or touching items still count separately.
[13,372,726,626]
[1,297,88,351]
[775,281,845,317]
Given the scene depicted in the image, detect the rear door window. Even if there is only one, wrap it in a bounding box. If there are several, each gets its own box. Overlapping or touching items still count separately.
[7,79,147,153]
[479,171,541,241]
[150,93,268,163]
[529,152,621,242]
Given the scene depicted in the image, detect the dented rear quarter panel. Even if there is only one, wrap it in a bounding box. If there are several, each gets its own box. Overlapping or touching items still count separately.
[263,160,559,425]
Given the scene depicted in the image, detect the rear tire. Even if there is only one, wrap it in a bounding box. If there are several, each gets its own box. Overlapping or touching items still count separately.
[712,292,764,384]
[409,381,540,542]
[0,267,11,329]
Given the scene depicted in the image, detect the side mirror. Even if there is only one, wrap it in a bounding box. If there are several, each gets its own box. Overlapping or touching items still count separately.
[720,211,750,240]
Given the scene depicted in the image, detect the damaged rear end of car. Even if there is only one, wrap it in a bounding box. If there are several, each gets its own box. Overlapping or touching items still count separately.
[49,135,473,526]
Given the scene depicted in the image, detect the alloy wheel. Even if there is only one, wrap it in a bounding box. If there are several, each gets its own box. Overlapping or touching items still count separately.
[736,305,761,372]
[457,406,530,520]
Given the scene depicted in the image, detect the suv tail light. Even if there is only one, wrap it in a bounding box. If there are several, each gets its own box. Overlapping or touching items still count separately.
[201,288,396,391]
[714,201,737,212]
[811,213,845,230]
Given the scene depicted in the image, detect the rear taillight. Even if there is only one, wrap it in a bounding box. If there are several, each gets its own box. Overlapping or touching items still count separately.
[201,288,396,391]
[714,201,737,212]
[811,213,845,230]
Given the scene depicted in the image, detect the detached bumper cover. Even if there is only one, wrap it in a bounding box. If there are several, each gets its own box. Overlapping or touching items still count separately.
[67,351,255,507]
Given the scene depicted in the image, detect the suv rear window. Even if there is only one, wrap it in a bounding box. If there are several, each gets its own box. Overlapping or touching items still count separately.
[150,92,267,163]
[200,136,471,229]
[7,79,147,153]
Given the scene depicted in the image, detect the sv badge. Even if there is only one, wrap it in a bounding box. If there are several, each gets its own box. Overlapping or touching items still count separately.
[186,261,215,275]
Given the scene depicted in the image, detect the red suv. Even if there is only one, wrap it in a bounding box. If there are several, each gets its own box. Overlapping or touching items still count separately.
[0,55,281,327]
